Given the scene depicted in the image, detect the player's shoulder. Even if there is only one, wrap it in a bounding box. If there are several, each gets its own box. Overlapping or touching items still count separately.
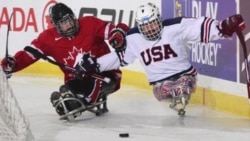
[127,27,140,36]
[38,28,58,41]
[79,16,95,20]
[78,16,103,23]
[162,17,183,26]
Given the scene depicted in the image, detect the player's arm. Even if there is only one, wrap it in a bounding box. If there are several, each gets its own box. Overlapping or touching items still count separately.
[84,22,129,72]
[217,14,245,37]
[108,23,130,52]
[97,52,122,72]
[1,47,39,77]
[107,23,130,68]
[0,32,49,77]
[73,51,122,74]
[181,14,245,43]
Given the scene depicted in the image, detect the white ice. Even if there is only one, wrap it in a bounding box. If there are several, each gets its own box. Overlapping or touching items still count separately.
[8,75,250,141]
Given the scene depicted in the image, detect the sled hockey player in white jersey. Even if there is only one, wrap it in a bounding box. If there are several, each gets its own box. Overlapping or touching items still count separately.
[86,3,245,115]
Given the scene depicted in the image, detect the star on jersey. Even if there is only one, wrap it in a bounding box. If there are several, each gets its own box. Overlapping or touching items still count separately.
[63,46,83,65]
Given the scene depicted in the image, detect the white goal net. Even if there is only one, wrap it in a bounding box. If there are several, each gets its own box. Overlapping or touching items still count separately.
[0,68,34,141]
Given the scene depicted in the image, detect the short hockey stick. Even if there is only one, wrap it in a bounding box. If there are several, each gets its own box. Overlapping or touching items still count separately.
[3,13,14,79]
[24,46,110,83]
[235,28,250,103]
[5,13,13,63]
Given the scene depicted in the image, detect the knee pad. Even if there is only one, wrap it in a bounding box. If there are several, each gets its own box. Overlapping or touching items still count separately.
[101,76,118,95]
[59,85,71,96]
[177,75,197,94]
[153,75,197,101]
[50,87,83,117]
[63,94,82,110]
[50,91,65,116]
[59,85,83,111]
[57,94,83,117]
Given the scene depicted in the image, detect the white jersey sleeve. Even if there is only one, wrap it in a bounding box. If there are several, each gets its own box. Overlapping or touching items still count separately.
[122,41,137,64]
[180,17,222,45]
[97,51,120,72]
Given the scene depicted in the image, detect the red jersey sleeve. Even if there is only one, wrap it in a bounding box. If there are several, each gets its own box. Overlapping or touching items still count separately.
[12,50,38,72]
[31,29,57,56]
[80,16,115,40]
[13,29,56,72]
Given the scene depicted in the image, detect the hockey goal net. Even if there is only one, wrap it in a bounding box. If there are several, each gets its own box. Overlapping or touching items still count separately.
[0,68,34,141]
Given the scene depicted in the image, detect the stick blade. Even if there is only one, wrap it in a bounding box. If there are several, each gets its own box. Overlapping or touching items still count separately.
[247,82,250,103]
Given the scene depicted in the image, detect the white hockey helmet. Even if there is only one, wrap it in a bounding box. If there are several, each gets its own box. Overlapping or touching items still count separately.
[135,2,162,41]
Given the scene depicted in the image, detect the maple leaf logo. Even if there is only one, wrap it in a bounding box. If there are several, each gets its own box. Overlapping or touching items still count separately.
[63,46,83,65]
[73,52,95,67]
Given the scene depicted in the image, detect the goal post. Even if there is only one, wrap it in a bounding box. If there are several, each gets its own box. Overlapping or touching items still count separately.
[0,68,34,141]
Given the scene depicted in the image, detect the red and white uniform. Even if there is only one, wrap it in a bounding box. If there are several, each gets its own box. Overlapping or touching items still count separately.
[12,16,120,83]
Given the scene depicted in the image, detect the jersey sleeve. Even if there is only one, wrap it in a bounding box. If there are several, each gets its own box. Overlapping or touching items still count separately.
[31,30,53,55]
[12,50,38,72]
[180,17,222,44]
[97,51,120,72]
[83,16,115,40]
[13,30,53,72]
[122,37,137,64]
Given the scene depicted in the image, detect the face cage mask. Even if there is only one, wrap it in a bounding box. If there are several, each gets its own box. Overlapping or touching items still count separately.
[138,18,163,41]
[55,15,79,38]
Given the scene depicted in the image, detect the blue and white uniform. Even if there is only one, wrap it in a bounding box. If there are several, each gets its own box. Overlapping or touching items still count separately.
[98,17,223,85]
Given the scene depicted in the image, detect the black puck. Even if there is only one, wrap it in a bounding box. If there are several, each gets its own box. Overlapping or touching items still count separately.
[119,133,129,137]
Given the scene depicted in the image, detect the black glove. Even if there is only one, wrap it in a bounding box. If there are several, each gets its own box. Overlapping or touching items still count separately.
[108,23,129,52]
[74,53,100,78]
[217,14,245,37]
[1,56,16,78]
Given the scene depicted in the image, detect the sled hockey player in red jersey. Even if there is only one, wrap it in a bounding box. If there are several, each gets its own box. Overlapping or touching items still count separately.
[1,3,129,120]
[85,3,245,116]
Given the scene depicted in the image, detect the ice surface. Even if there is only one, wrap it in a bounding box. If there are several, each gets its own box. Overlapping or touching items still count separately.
[8,76,250,141]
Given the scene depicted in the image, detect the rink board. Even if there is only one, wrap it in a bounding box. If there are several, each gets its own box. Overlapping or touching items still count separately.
[13,62,250,119]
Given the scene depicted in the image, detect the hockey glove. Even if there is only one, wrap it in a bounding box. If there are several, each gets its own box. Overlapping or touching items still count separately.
[108,23,129,52]
[1,56,16,78]
[74,53,100,78]
[217,14,245,37]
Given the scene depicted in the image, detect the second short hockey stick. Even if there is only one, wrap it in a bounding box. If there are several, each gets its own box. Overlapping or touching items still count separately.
[236,27,250,103]
[24,46,110,83]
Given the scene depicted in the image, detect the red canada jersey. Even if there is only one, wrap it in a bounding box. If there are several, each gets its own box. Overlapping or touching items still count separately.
[13,16,117,82]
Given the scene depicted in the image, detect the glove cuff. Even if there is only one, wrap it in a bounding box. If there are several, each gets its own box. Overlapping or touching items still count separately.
[217,14,245,37]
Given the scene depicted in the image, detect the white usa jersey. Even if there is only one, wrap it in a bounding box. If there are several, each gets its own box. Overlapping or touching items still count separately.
[98,17,224,84]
